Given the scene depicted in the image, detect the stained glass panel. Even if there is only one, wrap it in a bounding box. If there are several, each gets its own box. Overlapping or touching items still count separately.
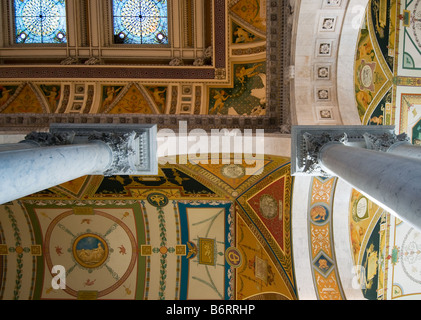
[113,0,168,44]
[14,0,67,44]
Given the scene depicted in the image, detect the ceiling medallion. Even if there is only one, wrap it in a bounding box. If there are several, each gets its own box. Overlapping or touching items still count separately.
[147,192,169,207]
[220,164,245,179]
[259,194,278,220]
[72,233,109,269]
[225,247,243,268]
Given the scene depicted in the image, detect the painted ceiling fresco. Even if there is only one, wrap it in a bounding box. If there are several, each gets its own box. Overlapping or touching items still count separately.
[2,0,420,302]
[0,155,297,300]
[351,0,421,299]
[354,0,421,128]
[0,0,269,118]
[354,0,397,125]
[292,0,421,301]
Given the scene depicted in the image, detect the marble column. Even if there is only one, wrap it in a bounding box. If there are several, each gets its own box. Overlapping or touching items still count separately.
[0,140,112,204]
[291,125,421,231]
[318,142,421,230]
[363,132,421,160]
[0,124,157,204]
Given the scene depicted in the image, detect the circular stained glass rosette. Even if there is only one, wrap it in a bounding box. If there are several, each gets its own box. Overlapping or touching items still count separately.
[14,0,67,44]
[113,0,168,44]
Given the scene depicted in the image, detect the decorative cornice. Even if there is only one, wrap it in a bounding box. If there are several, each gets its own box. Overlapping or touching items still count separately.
[0,113,282,133]
[266,0,293,131]
[0,0,293,133]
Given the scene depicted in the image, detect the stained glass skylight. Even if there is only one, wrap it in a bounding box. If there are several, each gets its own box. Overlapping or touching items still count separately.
[113,0,168,44]
[14,0,67,44]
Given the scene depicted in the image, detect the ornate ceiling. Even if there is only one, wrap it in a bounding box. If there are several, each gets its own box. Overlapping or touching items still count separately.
[291,0,421,301]
[1,0,421,302]
[0,0,298,301]
[350,0,421,300]
[0,0,292,133]
[0,155,296,300]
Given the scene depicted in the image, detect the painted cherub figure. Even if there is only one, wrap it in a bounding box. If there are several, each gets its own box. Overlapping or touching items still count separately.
[209,89,230,114]
[235,63,263,84]
[234,26,255,43]
[42,86,60,111]
[151,87,167,112]
[0,87,13,106]
[102,86,122,110]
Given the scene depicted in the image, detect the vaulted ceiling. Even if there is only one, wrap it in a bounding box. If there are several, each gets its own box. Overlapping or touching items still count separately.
[0,0,421,301]
[0,0,291,133]
[0,155,296,300]
[0,0,296,300]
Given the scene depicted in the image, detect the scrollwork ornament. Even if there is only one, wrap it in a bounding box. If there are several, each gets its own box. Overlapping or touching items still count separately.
[302,132,348,175]
[169,57,184,66]
[363,132,410,152]
[60,57,80,65]
[24,131,75,146]
[88,131,138,176]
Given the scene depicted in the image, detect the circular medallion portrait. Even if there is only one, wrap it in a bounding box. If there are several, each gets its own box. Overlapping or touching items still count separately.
[356,197,368,218]
[72,233,109,269]
[221,164,245,179]
[259,194,279,220]
[361,65,373,88]
[352,196,369,222]
[310,205,329,224]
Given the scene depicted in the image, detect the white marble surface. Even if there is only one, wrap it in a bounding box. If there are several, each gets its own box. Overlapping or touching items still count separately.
[0,134,26,144]
[336,0,368,125]
[321,143,421,232]
[156,131,292,159]
[332,178,366,299]
[292,0,368,126]
[388,143,421,160]
[291,175,318,299]
[0,142,112,204]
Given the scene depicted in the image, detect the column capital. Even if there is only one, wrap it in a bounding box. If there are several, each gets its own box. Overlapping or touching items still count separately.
[363,132,410,152]
[301,132,347,176]
[87,131,141,176]
[46,123,158,175]
[24,131,75,147]
[291,125,396,176]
